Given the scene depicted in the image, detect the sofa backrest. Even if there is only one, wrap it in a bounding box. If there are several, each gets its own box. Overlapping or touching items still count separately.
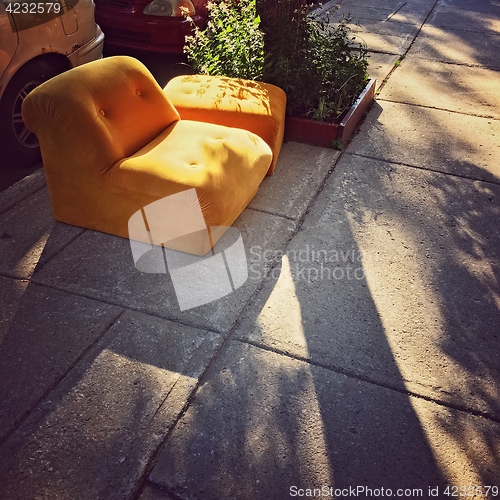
[22,56,180,175]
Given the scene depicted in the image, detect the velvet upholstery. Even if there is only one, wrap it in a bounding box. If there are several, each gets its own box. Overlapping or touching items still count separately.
[163,74,286,175]
[21,56,273,255]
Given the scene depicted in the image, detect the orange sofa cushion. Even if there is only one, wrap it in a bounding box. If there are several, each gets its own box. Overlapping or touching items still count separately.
[22,56,181,176]
[106,120,272,254]
[164,74,286,175]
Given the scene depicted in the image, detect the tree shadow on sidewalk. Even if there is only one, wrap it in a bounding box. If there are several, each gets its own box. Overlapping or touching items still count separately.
[146,144,500,497]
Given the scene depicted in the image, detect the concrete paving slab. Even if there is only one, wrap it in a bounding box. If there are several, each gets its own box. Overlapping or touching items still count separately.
[437,0,500,15]
[0,310,223,500]
[0,276,28,345]
[407,26,500,69]
[380,58,500,118]
[0,187,85,279]
[367,52,400,86]
[0,167,45,215]
[332,1,435,25]
[345,18,421,38]
[236,229,405,385]
[348,100,500,182]
[139,484,175,500]
[248,142,340,220]
[428,6,500,35]
[389,2,438,25]
[336,0,407,8]
[338,0,436,7]
[0,280,122,443]
[336,5,395,22]
[149,340,500,499]
[331,16,419,55]
[350,31,412,54]
[235,154,500,419]
[32,209,297,333]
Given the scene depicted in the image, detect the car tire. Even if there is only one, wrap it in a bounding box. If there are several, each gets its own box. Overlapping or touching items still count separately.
[0,60,60,169]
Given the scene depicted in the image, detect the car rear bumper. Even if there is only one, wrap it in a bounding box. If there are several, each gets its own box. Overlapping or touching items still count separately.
[69,25,106,66]
[96,7,205,53]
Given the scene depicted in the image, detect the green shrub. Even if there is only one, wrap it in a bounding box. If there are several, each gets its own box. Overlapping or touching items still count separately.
[184,0,264,80]
[183,0,369,121]
[287,14,369,121]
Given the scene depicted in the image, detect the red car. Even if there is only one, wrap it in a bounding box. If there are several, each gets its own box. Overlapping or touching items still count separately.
[94,0,207,53]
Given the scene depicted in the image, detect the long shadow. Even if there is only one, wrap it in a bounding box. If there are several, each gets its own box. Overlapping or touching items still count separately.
[317,154,500,483]
[150,147,500,498]
[148,197,450,498]
[0,201,224,500]
[423,166,500,479]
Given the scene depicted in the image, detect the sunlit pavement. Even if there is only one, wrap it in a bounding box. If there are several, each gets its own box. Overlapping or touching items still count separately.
[0,1,499,499]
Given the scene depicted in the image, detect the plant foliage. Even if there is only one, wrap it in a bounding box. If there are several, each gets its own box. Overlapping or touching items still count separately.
[183,0,369,122]
[184,0,265,80]
[290,14,369,121]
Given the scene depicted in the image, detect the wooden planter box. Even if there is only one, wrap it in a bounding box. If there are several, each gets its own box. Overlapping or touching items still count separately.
[284,78,376,148]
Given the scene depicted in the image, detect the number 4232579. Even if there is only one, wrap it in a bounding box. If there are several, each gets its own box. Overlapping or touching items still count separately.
[444,486,499,497]
[5,3,62,14]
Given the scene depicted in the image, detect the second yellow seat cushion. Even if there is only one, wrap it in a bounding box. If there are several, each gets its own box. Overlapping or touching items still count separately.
[106,119,272,229]
[164,74,286,175]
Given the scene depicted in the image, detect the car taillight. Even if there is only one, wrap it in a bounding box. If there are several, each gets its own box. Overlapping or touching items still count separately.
[143,0,195,16]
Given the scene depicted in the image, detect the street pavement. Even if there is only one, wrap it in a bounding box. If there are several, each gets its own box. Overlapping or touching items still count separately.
[0,0,499,498]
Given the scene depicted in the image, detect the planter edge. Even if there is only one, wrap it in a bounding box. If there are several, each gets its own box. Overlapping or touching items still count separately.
[284,78,376,149]
[337,78,376,147]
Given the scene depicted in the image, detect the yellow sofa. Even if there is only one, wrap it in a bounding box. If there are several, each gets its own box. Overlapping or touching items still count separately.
[21,56,283,255]
[164,74,287,175]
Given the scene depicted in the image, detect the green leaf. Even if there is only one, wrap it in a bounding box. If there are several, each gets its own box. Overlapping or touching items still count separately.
[331,138,343,150]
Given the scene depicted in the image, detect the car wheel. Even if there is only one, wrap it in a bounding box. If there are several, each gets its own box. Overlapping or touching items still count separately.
[0,60,60,169]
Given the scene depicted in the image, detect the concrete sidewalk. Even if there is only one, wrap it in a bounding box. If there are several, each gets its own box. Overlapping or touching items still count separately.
[1,0,499,498]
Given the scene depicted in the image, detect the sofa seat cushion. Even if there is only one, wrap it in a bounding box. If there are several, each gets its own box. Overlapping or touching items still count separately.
[104,120,272,253]
[164,74,286,175]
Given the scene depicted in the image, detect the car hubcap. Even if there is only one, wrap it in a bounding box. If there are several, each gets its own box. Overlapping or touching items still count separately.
[12,80,42,149]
